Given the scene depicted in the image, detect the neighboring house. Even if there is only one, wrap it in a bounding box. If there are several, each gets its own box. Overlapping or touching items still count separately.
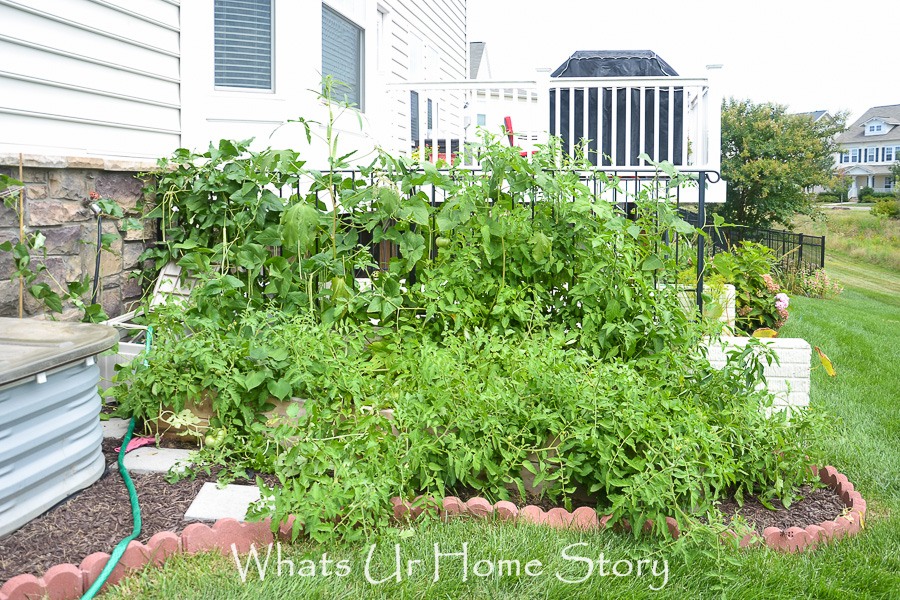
[835,104,900,198]
[465,41,540,153]
[795,110,832,123]
[0,0,468,164]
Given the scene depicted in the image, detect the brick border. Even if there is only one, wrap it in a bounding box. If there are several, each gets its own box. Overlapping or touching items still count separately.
[0,465,867,599]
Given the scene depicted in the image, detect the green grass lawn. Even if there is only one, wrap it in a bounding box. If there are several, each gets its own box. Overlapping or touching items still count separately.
[102,257,900,600]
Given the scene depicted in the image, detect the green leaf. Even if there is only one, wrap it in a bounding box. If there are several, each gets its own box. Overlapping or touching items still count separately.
[529,232,552,263]
[376,187,400,217]
[641,255,665,271]
[399,197,430,226]
[243,370,268,391]
[282,203,320,252]
[267,378,292,401]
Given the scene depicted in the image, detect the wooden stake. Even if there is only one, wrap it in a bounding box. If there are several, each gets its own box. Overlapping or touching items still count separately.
[18,153,24,318]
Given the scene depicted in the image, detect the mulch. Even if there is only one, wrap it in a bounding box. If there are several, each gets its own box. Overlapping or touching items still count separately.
[0,436,849,585]
[0,435,274,585]
[713,485,847,534]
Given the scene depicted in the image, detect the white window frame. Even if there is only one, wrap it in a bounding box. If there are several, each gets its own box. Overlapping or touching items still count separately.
[850,148,860,163]
[866,147,877,162]
[885,176,894,190]
[214,0,275,92]
[886,146,894,163]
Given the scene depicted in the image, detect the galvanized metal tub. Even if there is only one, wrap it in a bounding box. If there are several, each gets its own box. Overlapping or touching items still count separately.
[0,318,118,538]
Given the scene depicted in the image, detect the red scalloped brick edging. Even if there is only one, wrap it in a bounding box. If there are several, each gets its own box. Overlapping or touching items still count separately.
[0,465,867,599]
[388,465,868,554]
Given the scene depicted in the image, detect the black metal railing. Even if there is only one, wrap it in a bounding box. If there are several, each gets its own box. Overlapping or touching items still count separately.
[679,210,826,272]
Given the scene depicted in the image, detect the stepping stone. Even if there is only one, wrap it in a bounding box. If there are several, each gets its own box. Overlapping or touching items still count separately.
[122,447,193,475]
[184,483,262,522]
[101,417,130,438]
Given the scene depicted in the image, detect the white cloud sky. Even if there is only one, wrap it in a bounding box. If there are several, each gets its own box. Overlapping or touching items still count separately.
[468,0,899,123]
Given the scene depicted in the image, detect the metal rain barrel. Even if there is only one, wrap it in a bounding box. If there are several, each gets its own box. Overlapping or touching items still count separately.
[0,318,118,538]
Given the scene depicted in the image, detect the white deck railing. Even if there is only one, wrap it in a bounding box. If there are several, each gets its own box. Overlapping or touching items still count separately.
[384,71,721,176]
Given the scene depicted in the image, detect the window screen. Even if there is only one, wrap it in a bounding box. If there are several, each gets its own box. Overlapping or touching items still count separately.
[214,0,273,90]
[410,91,419,140]
[322,6,364,109]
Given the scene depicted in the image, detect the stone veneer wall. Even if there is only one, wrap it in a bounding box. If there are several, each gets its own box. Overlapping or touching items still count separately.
[0,154,158,320]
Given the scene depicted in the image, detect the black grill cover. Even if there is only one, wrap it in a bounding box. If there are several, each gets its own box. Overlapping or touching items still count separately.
[551,50,679,78]
[549,50,682,166]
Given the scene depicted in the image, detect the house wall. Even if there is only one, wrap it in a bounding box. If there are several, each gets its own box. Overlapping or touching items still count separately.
[180,0,468,165]
[0,0,180,160]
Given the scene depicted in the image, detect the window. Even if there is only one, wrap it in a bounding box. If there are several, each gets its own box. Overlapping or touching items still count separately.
[850,148,860,163]
[886,146,894,162]
[885,177,894,190]
[410,91,419,140]
[840,150,849,164]
[866,147,877,162]
[477,113,486,127]
[322,5,364,109]
[214,0,273,90]
[427,98,433,130]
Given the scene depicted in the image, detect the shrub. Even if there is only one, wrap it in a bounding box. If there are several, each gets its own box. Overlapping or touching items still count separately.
[782,266,844,298]
[871,199,900,219]
[858,186,875,202]
[816,192,840,203]
[709,242,789,333]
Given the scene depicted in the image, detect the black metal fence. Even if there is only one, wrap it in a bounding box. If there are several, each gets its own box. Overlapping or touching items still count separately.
[679,210,826,272]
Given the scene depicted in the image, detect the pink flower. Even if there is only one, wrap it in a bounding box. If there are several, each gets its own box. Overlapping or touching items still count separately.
[775,293,789,311]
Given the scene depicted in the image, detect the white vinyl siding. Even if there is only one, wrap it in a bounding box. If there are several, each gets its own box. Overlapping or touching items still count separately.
[322,5,364,109]
[0,0,180,159]
[214,0,274,90]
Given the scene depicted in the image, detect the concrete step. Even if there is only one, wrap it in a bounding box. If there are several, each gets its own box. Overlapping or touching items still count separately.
[101,417,131,439]
[122,447,193,475]
[184,483,262,522]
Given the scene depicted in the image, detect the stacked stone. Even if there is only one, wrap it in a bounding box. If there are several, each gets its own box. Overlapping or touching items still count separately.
[0,154,157,319]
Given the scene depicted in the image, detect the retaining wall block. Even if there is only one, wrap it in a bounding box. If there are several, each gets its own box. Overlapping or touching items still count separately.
[493,501,519,522]
[213,518,274,554]
[278,515,298,543]
[0,574,44,600]
[117,540,150,574]
[572,506,599,532]
[819,465,838,487]
[146,531,181,566]
[465,497,493,518]
[665,516,681,539]
[440,497,467,519]
[180,523,219,555]
[520,505,546,524]
[79,552,113,591]
[805,525,827,548]
[818,520,836,541]
[598,513,614,530]
[546,508,572,529]
[41,564,83,600]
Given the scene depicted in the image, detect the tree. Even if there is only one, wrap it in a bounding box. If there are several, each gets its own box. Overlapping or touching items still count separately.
[717,99,847,229]
[892,160,900,200]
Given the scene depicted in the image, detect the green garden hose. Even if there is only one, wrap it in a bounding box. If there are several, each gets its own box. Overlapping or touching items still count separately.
[79,416,142,600]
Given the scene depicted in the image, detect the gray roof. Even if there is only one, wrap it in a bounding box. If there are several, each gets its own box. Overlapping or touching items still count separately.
[837,104,900,144]
[470,42,486,79]
[793,110,830,122]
